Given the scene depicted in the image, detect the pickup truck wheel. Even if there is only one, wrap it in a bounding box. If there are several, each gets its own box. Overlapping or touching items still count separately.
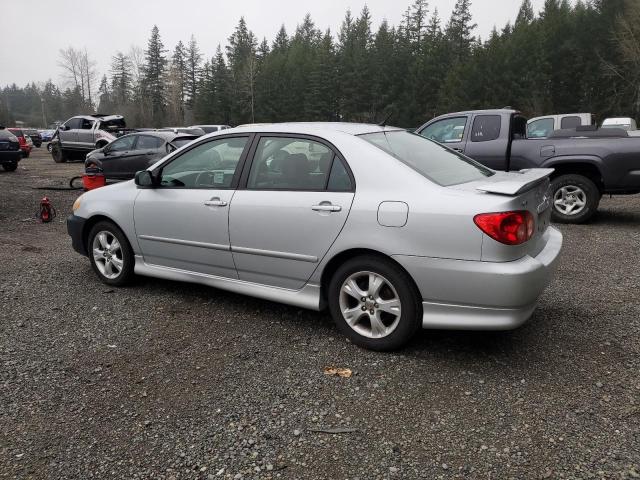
[3,162,18,172]
[550,174,600,224]
[47,143,53,152]
[51,144,67,163]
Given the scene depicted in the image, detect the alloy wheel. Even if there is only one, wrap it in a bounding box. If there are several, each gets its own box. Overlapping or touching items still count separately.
[92,231,124,279]
[339,271,402,339]
[554,185,586,216]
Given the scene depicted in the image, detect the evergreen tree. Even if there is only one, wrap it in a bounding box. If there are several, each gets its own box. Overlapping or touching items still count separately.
[185,35,202,111]
[110,52,131,107]
[142,25,168,126]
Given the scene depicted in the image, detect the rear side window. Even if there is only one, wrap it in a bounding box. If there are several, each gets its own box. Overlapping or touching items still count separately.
[561,116,582,129]
[361,131,493,187]
[470,115,501,142]
[327,158,353,191]
[136,135,163,150]
[247,137,335,191]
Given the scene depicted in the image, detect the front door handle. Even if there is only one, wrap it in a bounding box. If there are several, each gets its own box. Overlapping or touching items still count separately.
[452,148,464,153]
[312,203,342,212]
[204,197,227,207]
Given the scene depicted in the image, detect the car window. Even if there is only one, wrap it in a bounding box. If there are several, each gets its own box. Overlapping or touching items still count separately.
[109,136,136,152]
[419,117,467,143]
[136,135,163,150]
[81,119,95,129]
[470,115,501,142]
[361,131,493,187]
[247,137,334,190]
[560,116,582,129]
[160,137,248,189]
[527,118,554,138]
[65,118,83,130]
[8,129,23,137]
[327,157,353,191]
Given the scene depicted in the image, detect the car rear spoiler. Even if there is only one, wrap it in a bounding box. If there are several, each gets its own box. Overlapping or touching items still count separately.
[476,168,554,195]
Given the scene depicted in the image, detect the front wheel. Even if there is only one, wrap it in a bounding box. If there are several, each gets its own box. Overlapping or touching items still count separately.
[2,162,17,172]
[47,143,53,152]
[51,144,67,163]
[88,221,135,286]
[550,174,600,224]
[328,255,422,351]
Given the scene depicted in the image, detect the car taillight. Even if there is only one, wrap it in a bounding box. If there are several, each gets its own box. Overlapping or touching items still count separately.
[473,210,535,245]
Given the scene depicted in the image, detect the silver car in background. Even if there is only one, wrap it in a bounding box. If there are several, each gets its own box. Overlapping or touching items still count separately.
[67,123,562,350]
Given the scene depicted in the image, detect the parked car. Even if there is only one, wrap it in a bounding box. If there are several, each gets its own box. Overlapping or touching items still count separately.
[188,124,232,134]
[157,127,206,136]
[51,114,132,163]
[85,131,199,180]
[22,128,42,147]
[39,129,56,142]
[417,109,640,223]
[7,128,33,158]
[0,126,22,171]
[67,123,562,351]
[527,113,592,138]
[601,117,637,131]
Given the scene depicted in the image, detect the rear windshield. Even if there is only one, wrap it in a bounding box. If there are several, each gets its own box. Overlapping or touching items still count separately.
[360,131,494,186]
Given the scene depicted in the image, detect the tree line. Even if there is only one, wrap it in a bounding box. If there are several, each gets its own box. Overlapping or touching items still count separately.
[1,0,638,129]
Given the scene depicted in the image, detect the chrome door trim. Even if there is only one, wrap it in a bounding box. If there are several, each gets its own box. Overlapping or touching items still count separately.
[231,245,318,263]
[138,234,230,251]
[134,255,322,310]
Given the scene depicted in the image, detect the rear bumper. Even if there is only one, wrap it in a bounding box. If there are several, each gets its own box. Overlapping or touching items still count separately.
[67,214,88,256]
[393,227,563,330]
[0,151,21,164]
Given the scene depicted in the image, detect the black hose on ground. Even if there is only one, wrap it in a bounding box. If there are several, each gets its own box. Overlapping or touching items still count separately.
[32,176,84,191]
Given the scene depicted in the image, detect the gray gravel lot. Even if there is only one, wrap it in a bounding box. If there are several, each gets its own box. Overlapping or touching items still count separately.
[1,148,639,479]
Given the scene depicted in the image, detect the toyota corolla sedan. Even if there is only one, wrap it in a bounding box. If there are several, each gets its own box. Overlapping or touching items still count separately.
[67,123,562,350]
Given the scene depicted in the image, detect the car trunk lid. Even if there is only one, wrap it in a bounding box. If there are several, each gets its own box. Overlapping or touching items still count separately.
[450,168,554,261]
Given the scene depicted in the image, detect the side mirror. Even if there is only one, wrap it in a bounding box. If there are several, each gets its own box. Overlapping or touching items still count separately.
[134,170,155,187]
[59,125,69,131]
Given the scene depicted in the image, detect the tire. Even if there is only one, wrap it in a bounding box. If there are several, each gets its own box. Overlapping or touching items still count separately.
[87,221,135,286]
[550,174,600,224]
[47,143,53,152]
[51,144,67,163]
[327,255,422,351]
[2,162,17,172]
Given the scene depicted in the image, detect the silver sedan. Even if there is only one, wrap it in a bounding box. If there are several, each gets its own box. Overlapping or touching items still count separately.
[67,123,562,350]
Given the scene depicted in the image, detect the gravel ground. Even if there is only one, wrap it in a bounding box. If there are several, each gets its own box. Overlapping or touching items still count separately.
[1,148,639,480]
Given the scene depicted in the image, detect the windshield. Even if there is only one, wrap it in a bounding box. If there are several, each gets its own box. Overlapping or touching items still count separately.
[360,131,494,186]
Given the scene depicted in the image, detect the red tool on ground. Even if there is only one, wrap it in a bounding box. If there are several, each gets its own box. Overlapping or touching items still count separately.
[82,167,106,191]
[38,196,56,223]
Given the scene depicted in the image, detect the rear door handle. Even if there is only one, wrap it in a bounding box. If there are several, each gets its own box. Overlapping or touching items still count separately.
[204,197,227,207]
[312,203,342,212]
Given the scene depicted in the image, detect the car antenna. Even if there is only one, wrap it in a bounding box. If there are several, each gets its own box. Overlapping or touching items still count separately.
[378,111,394,127]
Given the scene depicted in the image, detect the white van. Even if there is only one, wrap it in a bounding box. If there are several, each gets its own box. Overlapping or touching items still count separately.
[527,113,593,138]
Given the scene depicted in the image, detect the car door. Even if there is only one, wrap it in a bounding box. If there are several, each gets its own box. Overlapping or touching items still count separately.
[462,114,508,170]
[77,118,95,148]
[133,135,251,278]
[59,117,81,147]
[229,135,355,290]
[417,116,469,154]
[99,135,138,178]
[126,134,164,175]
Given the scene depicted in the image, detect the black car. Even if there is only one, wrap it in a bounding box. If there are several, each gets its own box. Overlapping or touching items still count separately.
[23,128,42,148]
[0,127,22,172]
[85,131,199,179]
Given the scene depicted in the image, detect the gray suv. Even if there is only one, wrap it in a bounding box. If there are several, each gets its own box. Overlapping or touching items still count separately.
[51,114,128,163]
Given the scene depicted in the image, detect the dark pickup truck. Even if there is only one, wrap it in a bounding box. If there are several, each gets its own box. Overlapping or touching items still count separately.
[417,109,640,223]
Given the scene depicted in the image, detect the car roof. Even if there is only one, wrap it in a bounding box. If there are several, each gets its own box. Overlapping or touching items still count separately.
[73,114,124,121]
[230,122,404,136]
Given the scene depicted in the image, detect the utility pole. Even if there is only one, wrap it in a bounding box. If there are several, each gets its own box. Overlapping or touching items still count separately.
[41,97,47,128]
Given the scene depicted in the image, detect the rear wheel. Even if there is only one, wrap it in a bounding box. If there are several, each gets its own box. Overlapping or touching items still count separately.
[88,221,135,286]
[3,162,17,172]
[328,255,422,351]
[550,174,600,224]
[51,144,67,163]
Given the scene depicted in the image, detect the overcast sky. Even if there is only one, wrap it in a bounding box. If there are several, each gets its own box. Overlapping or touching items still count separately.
[0,0,546,87]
